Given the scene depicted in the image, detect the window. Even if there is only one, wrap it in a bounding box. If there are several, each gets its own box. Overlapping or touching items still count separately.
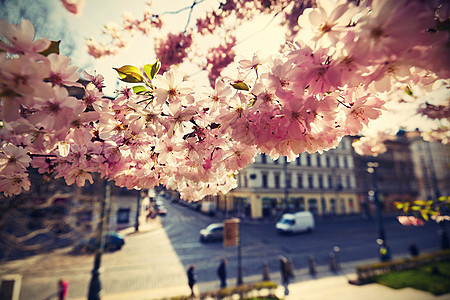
[274,158,279,165]
[286,173,292,188]
[346,175,352,189]
[262,173,268,188]
[336,175,342,190]
[308,198,318,215]
[117,208,130,224]
[343,157,348,168]
[318,175,323,189]
[335,156,340,168]
[308,175,314,188]
[274,173,280,188]
[306,155,311,166]
[297,175,303,188]
[326,156,330,168]
[316,155,321,167]
[349,198,355,213]
[250,174,257,180]
[328,175,333,189]
[261,154,267,164]
[296,154,302,166]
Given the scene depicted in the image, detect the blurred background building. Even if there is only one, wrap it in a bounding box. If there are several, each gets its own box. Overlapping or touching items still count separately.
[198,131,449,220]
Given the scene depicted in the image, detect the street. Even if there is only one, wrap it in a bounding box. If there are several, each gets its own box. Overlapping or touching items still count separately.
[162,198,443,287]
[0,196,445,299]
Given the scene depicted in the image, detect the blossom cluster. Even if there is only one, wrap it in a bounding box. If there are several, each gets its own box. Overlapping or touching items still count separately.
[1,0,449,200]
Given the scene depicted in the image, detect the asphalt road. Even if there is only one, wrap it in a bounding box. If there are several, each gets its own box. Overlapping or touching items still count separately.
[160,198,444,285]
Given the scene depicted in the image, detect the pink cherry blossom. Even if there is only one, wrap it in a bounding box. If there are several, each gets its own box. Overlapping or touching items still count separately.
[0,143,32,173]
[28,85,83,132]
[47,53,80,87]
[0,19,50,55]
[153,69,194,107]
[61,0,86,16]
[0,173,31,196]
[297,0,359,48]
[352,135,388,157]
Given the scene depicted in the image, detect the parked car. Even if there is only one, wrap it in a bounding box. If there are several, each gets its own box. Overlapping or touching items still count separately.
[156,205,168,216]
[73,232,125,253]
[276,211,315,234]
[199,223,224,242]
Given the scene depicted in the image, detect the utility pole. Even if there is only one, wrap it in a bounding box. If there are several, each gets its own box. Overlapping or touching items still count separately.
[283,157,289,213]
[367,162,391,262]
[135,190,141,232]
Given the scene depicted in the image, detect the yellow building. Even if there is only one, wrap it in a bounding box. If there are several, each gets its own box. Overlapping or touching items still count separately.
[209,137,360,219]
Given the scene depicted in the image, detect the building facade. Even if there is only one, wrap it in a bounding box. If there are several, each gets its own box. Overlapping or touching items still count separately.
[209,137,360,219]
[352,131,419,216]
[408,132,450,201]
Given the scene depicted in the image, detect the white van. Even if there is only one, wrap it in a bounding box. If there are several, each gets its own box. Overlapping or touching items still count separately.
[276,211,315,234]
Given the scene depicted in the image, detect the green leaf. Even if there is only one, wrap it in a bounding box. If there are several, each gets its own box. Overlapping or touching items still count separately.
[421,211,429,221]
[414,200,427,206]
[39,40,61,56]
[231,82,249,91]
[144,60,161,80]
[438,196,449,202]
[395,203,404,209]
[411,206,421,211]
[132,85,147,94]
[113,65,145,83]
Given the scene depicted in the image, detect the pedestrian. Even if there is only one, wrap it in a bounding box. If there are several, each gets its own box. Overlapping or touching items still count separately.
[187,265,197,297]
[57,278,69,300]
[217,259,227,288]
[408,243,419,257]
[279,256,292,295]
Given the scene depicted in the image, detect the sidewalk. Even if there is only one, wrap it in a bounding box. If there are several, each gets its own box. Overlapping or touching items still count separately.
[79,273,448,300]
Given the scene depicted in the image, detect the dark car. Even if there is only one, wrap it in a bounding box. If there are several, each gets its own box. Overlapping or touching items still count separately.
[199,223,224,242]
[73,232,125,253]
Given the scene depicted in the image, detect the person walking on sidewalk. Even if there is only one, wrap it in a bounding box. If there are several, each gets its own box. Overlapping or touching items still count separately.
[279,256,293,295]
[57,278,69,300]
[187,265,197,297]
[217,259,227,288]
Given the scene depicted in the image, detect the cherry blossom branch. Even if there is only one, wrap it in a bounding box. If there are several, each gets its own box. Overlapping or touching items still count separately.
[157,0,207,17]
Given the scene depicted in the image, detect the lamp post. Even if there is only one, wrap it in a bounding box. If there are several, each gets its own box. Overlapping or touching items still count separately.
[134,190,141,232]
[367,162,391,262]
[283,157,289,213]
[88,181,111,300]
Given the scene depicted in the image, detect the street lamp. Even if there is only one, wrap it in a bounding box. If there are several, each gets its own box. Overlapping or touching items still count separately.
[283,157,289,213]
[367,162,391,262]
[134,190,141,232]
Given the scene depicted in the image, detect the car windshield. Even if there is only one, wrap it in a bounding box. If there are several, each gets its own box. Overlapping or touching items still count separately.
[206,224,222,231]
[280,218,295,225]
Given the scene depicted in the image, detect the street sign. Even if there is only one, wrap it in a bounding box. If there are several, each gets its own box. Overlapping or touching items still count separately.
[223,218,240,247]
